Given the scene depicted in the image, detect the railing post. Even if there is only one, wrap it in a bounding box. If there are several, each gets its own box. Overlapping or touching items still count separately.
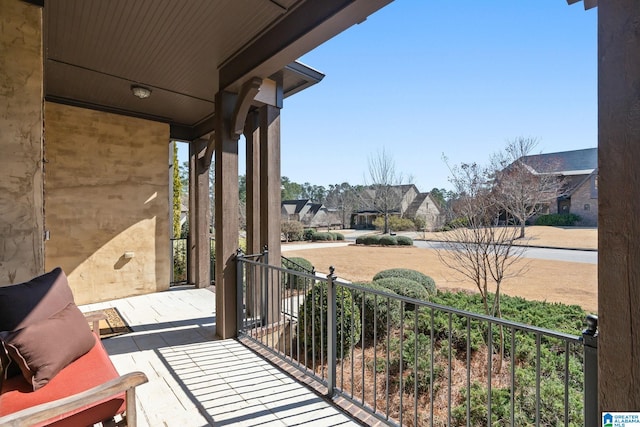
[582,314,598,427]
[262,246,269,325]
[327,266,337,397]
[236,248,244,334]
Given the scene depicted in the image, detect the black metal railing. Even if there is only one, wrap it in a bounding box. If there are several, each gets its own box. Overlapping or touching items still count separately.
[170,237,216,286]
[236,250,599,426]
[170,238,187,286]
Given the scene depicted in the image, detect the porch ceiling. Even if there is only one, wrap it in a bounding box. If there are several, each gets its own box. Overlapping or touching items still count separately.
[39,0,392,140]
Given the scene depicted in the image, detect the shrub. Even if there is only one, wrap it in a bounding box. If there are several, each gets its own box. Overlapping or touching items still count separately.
[413,217,426,231]
[440,216,469,231]
[282,257,314,290]
[373,216,416,231]
[373,268,436,296]
[379,235,398,246]
[351,282,401,344]
[281,220,304,242]
[334,232,345,241]
[372,277,430,310]
[356,234,381,245]
[534,213,582,226]
[303,228,315,241]
[172,238,187,283]
[311,232,332,241]
[298,283,361,360]
[396,235,413,246]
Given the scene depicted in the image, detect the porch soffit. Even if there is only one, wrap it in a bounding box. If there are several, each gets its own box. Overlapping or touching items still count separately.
[41,0,392,140]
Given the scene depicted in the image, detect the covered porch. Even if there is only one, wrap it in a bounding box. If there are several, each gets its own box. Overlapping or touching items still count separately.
[2,0,640,423]
[80,287,373,426]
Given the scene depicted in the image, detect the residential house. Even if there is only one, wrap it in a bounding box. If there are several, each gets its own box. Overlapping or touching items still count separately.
[353,184,444,230]
[281,199,341,229]
[519,148,598,226]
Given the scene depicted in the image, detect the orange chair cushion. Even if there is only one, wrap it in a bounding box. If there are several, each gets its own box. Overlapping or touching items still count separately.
[0,335,125,427]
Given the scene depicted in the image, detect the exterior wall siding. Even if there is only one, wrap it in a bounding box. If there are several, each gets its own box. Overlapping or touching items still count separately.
[571,177,598,226]
[0,0,44,285]
[44,103,170,304]
[414,197,444,231]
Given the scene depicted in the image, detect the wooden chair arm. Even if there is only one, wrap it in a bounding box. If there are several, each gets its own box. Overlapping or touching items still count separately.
[84,311,108,336]
[0,371,148,427]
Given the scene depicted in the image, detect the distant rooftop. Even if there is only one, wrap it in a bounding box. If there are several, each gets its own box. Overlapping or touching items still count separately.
[520,148,597,175]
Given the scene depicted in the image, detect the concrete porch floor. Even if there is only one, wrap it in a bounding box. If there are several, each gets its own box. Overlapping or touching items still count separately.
[80,287,361,427]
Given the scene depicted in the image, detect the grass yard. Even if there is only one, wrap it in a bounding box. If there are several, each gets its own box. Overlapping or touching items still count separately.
[284,226,598,313]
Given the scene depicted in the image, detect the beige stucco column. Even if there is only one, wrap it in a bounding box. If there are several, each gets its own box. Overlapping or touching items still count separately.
[189,138,210,288]
[0,0,43,284]
[259,104,282,324]
[598,0,640,412]
[214,91,240,339]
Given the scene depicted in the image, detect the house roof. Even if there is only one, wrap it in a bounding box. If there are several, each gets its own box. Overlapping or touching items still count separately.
[282,199,310,215]
[520,148,597,176]
[36,0,392,140]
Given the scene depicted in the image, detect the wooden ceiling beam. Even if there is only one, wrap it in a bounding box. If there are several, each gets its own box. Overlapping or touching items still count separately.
[566,0,598,9]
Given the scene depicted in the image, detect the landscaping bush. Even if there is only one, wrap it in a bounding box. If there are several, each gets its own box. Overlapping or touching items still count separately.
[372,277,430,310]
[373,216,416,231]
[373,268,436,296]
[282,257,314,290]
[298,283,361,360]
[281,220,304,242]
[534,213,582,226]
[311,231,345,241]
[303,228,315,241]
[413,217,426,231]
[356,234,381,245]
[351,282,401,344]
[396,235,413,246]
[379,235,398,246]
[440,216,469,231]
[311,232,332,241]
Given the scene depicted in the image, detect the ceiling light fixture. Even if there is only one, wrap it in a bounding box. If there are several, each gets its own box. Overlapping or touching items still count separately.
[131,85,151,99]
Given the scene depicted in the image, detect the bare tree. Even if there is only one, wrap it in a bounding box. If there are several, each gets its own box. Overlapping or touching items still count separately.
[490,137,566,239]
[365,148,410,234]
[437,159,527,373]
[324,182,362,229]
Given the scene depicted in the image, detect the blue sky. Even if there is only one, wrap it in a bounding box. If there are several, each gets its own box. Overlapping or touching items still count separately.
[279,0,597,191]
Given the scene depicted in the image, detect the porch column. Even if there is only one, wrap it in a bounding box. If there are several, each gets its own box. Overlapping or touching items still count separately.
[214,91,239,339]
[245,110,261,256]
[259,103,282,324]
[245,110,261,317]
[598,0,640,413]
[189,138,210,288]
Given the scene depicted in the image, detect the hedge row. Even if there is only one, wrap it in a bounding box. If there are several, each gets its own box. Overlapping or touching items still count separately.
[534,213,582,226]
[355,234,413,246]
[311,231,345,241]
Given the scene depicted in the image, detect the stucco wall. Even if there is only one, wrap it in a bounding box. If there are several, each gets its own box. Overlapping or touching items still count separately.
[44,103,170,304]
[0,1,44,285]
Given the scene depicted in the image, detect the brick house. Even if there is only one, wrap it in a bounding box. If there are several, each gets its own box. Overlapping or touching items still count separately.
[520,148,598,226]
[281,199,341,229]
[353,184,444,230]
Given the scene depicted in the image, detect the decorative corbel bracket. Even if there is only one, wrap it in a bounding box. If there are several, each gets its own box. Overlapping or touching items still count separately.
[231,77,263,139]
